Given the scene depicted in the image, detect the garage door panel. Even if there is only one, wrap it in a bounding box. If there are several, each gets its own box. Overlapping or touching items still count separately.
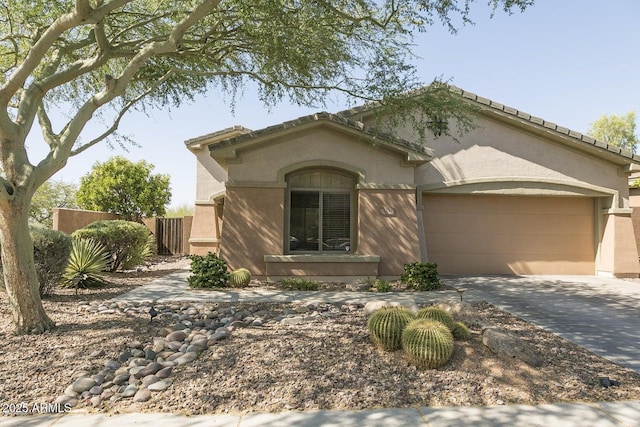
[425,212,593,235]
[423,195,595,275]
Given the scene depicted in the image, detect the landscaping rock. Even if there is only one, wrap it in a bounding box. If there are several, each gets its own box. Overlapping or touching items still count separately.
[364,301,417,315]
[71,377,95,393]
[133,388,152,402]
[148,380,170,392]
[481,327,543,367]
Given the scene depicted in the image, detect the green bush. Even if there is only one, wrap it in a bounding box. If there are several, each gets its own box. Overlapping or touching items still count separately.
[63,238,109,289]
[72,220,152,271]
[370,278,391,292]
[401,262,441,291]
[367,307,416,351]
[31,228,73,297]
[188,252,229,288]
[279,277,319,291]
[402,319,454,369]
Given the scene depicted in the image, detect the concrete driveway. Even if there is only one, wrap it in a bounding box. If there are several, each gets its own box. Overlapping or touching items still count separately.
[441,275,640,374]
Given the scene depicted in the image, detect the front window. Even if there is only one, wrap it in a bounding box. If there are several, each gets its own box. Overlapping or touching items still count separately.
[287,169,354,253]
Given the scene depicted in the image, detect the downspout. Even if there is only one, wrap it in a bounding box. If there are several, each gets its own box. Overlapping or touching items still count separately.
[416,188,428,263]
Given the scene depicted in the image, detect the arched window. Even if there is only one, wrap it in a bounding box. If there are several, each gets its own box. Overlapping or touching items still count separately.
[287,169,355,253]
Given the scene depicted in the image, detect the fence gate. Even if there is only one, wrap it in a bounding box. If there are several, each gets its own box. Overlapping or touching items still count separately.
[155,218,183,255]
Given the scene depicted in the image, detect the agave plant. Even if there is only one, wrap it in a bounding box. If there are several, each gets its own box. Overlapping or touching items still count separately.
[63,238,109,291]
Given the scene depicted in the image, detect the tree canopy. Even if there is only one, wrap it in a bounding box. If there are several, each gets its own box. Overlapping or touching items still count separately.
[0,0,534,334]
[29,180,78,228]
[587,112,638,154]
[76,156,171,221]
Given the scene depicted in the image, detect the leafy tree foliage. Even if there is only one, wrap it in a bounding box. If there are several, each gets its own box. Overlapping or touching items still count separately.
[0,0,534,333]
[29,180,78,228]
[76,156,171,221]
[587,112,638,154]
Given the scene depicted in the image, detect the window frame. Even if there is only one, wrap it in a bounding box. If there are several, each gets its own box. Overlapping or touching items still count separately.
[285,169,357,254]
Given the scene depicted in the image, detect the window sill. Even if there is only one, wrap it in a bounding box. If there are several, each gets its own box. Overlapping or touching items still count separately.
[264,254,380,263]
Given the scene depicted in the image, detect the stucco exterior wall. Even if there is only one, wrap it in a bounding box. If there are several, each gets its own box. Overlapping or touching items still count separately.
[188,203,222,256]
[193,147,227,201]
[416,116,629,203]
[228,127,415,186]
[219,186,285,275]
[357,189,420,276]
[53,208,120,234]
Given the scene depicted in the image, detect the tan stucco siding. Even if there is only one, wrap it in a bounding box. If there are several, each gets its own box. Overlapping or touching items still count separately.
[415,117,630,206]
[219,187,285,275]
[188,203,221,255]
[423,194,596,275]
[358,189,420,275]
[228,128,414,186]
[194,147,227,201]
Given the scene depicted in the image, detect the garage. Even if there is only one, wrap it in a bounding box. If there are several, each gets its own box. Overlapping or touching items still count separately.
[423,194,595,275]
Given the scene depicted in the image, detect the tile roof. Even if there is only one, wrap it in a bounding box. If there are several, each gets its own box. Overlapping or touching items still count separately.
[206,111,430,156]
[340,85,640,164]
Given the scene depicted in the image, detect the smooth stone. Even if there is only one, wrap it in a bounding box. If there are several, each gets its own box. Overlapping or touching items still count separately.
[90,395,102,406]
[64,385,78,397]
[281,316,304,325]
[101,390,115,400]
[166,331,187,342]
[128,340,143,349]
[113,374,129,385]
[129,357,149,367]
[104,360,119,371]
[54,395,78,407]
[118,351,132,363]
[209,331,230,342]
[89,385,103,395]
[186,343,207,353]
[129,366,146,376]
[133,388,152,402]
[122,384,138,398]
[72,377,96,393]
[131,349,145,358]
[141,374,160,387]
[364,300,418,315]
[156,367,173,379]
[145,349,157,360]
[92,374,105,385]
[175,351,198,365]
[167,341,183,351]
[147,380,170,392]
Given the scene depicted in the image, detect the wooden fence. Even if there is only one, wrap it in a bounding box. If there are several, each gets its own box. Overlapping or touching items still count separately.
[146,217,189,256]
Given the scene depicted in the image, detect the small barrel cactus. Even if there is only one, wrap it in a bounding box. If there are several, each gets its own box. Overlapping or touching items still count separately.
[229,268,252,288]
[416,306,455,330]
[367,307,416,351]
[402,319,454,369]
[452,321,471,340]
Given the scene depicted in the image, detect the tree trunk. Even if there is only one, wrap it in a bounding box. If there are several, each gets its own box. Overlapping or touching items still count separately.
[0,202,54,334]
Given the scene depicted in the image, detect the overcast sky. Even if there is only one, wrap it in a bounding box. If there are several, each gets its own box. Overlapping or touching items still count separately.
[29,0,640,208]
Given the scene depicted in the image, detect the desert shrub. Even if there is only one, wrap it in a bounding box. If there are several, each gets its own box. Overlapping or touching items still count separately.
[72,220,152,271]
[370,278,391,292]
[452,321,471,340]
[367,307,416,351]
[416,306,455,330]
[402,319,454,369]
[122,233,155,270]
[31,228,73,297]
[279,277,319,291]
[229,268,252,288]
[401,262,441,291]
[63,238,109,290]
[188,252,229,288]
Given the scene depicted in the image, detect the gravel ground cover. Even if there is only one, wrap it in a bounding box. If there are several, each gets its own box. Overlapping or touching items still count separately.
[1,257,639,416]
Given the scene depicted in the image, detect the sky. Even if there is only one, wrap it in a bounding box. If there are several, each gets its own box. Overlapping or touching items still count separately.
[29,0,640,209]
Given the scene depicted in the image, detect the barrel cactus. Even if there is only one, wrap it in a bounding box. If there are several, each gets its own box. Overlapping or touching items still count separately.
[402,319,455,369]
[229,268,252,288]
[452,321,471,340]
[416,306,455,330]
[367,307,416,351]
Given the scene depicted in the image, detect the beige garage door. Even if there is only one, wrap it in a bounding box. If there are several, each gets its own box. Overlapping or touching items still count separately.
[423,194,595,275]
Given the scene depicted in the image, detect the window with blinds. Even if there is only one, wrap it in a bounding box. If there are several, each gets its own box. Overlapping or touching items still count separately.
[288,169,354,253]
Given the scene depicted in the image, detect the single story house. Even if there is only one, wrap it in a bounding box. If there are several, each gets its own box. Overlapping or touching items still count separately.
[185,87,640,279]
